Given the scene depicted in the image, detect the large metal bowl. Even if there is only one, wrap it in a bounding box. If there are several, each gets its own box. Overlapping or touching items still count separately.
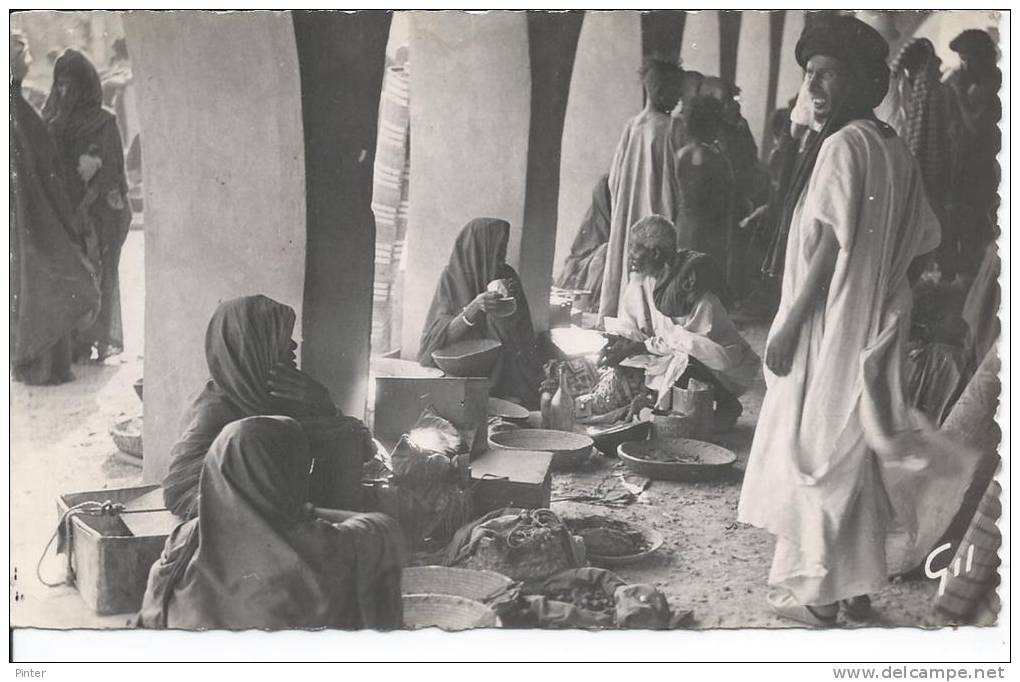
[618,438,736,481]
[431,338,502,377]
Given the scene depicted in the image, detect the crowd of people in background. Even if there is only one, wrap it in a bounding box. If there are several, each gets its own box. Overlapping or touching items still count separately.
[556,20,1000,443]
[551,15,1000,625]
[11,32,136,385]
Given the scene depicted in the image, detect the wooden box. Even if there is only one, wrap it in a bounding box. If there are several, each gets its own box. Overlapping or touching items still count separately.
[373,376,489,456]
[56,484,175,616]
[470,448,553,515]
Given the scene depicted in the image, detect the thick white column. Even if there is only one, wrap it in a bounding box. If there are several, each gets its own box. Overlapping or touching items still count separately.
[735,11,772,148]
[401,11,531,359]
[776,10,807,108]
[553,11,643,282]
[123,11,307,482]
[680,10,722,76]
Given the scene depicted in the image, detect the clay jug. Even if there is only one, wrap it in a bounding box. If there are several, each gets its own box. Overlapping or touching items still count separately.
[548,365,576,432]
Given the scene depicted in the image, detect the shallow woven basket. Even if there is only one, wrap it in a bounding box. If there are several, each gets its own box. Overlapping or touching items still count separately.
[431,338,502,377]
[618,438,736,481]
[589,528,665,567]
[402,566,513,602]
[110,416,143,458]
[488,428,594,470]
[402,594,500,630]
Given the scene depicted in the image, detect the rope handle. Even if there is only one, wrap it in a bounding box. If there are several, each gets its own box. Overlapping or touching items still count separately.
[35,500,169,588]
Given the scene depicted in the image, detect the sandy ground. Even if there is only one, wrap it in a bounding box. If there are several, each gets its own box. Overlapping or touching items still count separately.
[9,230,941,630]
[11,230,145,629]
[551,319,940,629]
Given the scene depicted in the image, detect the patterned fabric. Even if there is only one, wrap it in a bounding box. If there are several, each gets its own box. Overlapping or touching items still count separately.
[892,39,950,211]
[934,480,1001,624]
[370,64,411,354]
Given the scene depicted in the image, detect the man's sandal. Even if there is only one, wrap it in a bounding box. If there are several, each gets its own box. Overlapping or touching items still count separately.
[768,591,839,627]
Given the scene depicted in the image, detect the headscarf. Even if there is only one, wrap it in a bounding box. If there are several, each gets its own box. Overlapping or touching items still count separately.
[893,39,949,204]
[163,295,372,518]
[761,15,892,279]
[418,218,511,364]
[555,174,611,292]
[139,416,404,630]
[42,49,113,148]
[653,249,730,318]
[10,39,101,372]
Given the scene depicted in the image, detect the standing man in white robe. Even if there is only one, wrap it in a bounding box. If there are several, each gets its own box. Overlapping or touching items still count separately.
[738,15,942,626]
[598,59,684,321]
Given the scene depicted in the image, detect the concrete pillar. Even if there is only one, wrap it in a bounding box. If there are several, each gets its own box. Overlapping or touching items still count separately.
[519,12,584,333]
[123,9,306,479]
[123,11,307,482]
[401,11,531,359]
[640,10,686,62]
[292,11,391,419]
[776,10,806,107]
[735,11,772,149]
[553,11,642,281]
[718,11,742,86]
[680,10,721,77]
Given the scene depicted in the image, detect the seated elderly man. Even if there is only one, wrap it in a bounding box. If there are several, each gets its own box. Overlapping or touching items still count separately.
[596,215,759,429]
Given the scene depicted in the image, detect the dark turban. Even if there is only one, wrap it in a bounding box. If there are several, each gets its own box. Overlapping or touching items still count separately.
[949,29,998,67]
[796,14,890,109]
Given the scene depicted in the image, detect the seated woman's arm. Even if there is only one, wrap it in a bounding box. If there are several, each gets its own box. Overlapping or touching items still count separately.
[431,291,503,345]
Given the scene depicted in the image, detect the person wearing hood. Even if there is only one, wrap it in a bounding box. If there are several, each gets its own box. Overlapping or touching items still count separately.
[10,32,99,385]
[44,48,132,362]
[418,218,544,408]
[738,16,945,626]
[942,28,1000,281]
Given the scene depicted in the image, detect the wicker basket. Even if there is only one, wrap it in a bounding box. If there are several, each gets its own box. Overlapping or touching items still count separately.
[488,429,593,470]
[402,566,513,602]
[563,515,665,567]
[402,593,500,630]
[431,338,502,377]
[110,416,143,458]
[618,438,736,481]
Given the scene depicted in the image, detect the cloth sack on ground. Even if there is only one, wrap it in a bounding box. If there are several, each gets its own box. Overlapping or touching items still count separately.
[390,407,470,551]
[497,567,671,629]
[444,508,584,582]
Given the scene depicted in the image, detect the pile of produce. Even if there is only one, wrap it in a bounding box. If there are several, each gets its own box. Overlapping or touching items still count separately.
[564,515,651,557]
[543,583,615,617]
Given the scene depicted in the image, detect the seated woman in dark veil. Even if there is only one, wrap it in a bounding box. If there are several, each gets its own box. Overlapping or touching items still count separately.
[555,174,611,311]
[163,295,374,519]
[138,416,404,630]
[418,218,543,408]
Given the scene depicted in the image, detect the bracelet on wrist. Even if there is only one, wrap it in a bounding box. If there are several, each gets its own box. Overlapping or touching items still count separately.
[461,308,477,327]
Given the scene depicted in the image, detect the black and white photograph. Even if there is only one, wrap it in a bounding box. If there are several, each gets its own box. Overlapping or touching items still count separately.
[8,7,1008,666]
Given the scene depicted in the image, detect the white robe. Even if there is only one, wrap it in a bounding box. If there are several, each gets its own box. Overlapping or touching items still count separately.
[598,109,683,320]
[608,275,759,411]
[738,121,948,606]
